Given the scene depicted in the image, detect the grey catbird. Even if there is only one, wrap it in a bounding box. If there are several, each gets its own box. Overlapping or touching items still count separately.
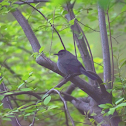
[54,50,98,80]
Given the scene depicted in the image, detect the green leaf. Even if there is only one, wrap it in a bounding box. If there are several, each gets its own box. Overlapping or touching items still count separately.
[115,98,124,105]
[115,103,126,108]
[29,72,33,76]
[108,108,115,115]
[0,77,3,84]
[90,112,97,116]
[50,0,68,6]
[20,88,32,91]
[97,120,104,126]
[69,18,75,26]
[22,75,29,80]
[106,89,112,93]
[18,104,27,110]
[0,103,3,106]
[5,92,13,95]
[113,82,122,85]
[25,113,33,117]
[31,52,39,58]
[48,105,58,109]
[61,10,68,15]
[0,95,4,101]
[18,82,25,89]
[1,1,10,6]
[120,60,126,68]
[42,94,49,100]
[44,96,51,105]
[39,47,44,53]
[99,103,112,109]
[119,122,126,126]
[105,103,113,107]
[2,117,11,121]
[98,0,110,10]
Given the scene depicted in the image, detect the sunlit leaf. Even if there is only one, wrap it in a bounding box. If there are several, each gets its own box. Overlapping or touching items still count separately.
[44,96,51,105]
[115,98,124,105]
[20,88,32,91]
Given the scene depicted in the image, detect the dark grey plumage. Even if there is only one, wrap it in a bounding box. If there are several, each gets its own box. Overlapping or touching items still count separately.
[54,50,98,80]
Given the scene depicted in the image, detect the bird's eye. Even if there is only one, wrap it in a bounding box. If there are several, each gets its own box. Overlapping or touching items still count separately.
[59,52,63,55]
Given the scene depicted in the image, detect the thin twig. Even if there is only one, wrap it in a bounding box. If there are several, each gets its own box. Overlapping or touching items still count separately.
[30,104,38,126]
[19,0,66,50]
[73,32,77,58]
[63,105,69,126]
[110,11,126,23]
[49,9,55,55]
[107,10,114,88]
[76,20,96,72]
[77,19,100,32]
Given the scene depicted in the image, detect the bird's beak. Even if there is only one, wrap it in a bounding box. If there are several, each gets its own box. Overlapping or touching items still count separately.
[54,53,58,55]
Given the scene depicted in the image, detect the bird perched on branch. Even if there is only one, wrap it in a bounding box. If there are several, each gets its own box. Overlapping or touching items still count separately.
[54,50,98,80]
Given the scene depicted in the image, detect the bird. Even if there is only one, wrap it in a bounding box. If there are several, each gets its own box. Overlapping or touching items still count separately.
[54,50,98,80]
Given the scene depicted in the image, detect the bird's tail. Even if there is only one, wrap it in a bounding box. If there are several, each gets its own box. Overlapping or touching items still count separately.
[80,68,98,80]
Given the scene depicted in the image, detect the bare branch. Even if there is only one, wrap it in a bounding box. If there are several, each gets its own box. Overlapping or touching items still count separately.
[30,105,38,126]
[4,91,41,100]
[15,0,49,4]
[77,19,100,32]
[106,10,114,88]
[65,83,76,94]
[98,6,111,89]
[71,97,109,126]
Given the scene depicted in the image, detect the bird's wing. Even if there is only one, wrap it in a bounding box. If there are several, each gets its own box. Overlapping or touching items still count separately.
[60,58,84,74]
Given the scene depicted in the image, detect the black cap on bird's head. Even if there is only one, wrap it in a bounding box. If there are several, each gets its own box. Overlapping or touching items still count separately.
[54,50,67,56]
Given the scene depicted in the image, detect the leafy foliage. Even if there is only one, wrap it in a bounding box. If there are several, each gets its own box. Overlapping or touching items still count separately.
[0,0,126,126]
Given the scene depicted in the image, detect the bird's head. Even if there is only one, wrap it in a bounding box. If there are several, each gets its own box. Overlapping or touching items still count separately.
[54,50,67,57]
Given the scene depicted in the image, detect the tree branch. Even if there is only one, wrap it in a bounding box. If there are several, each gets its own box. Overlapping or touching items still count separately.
[71,97,110,126]
[12,9,41,53]
[4,91,41,100]
[15,0,49,4]
[19,0,66,50]
[98,6,111,89]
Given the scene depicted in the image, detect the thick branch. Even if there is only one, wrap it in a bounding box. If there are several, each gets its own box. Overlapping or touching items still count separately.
[98,6,111,89]
[12,9,41,52]
[72,97,110,126]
